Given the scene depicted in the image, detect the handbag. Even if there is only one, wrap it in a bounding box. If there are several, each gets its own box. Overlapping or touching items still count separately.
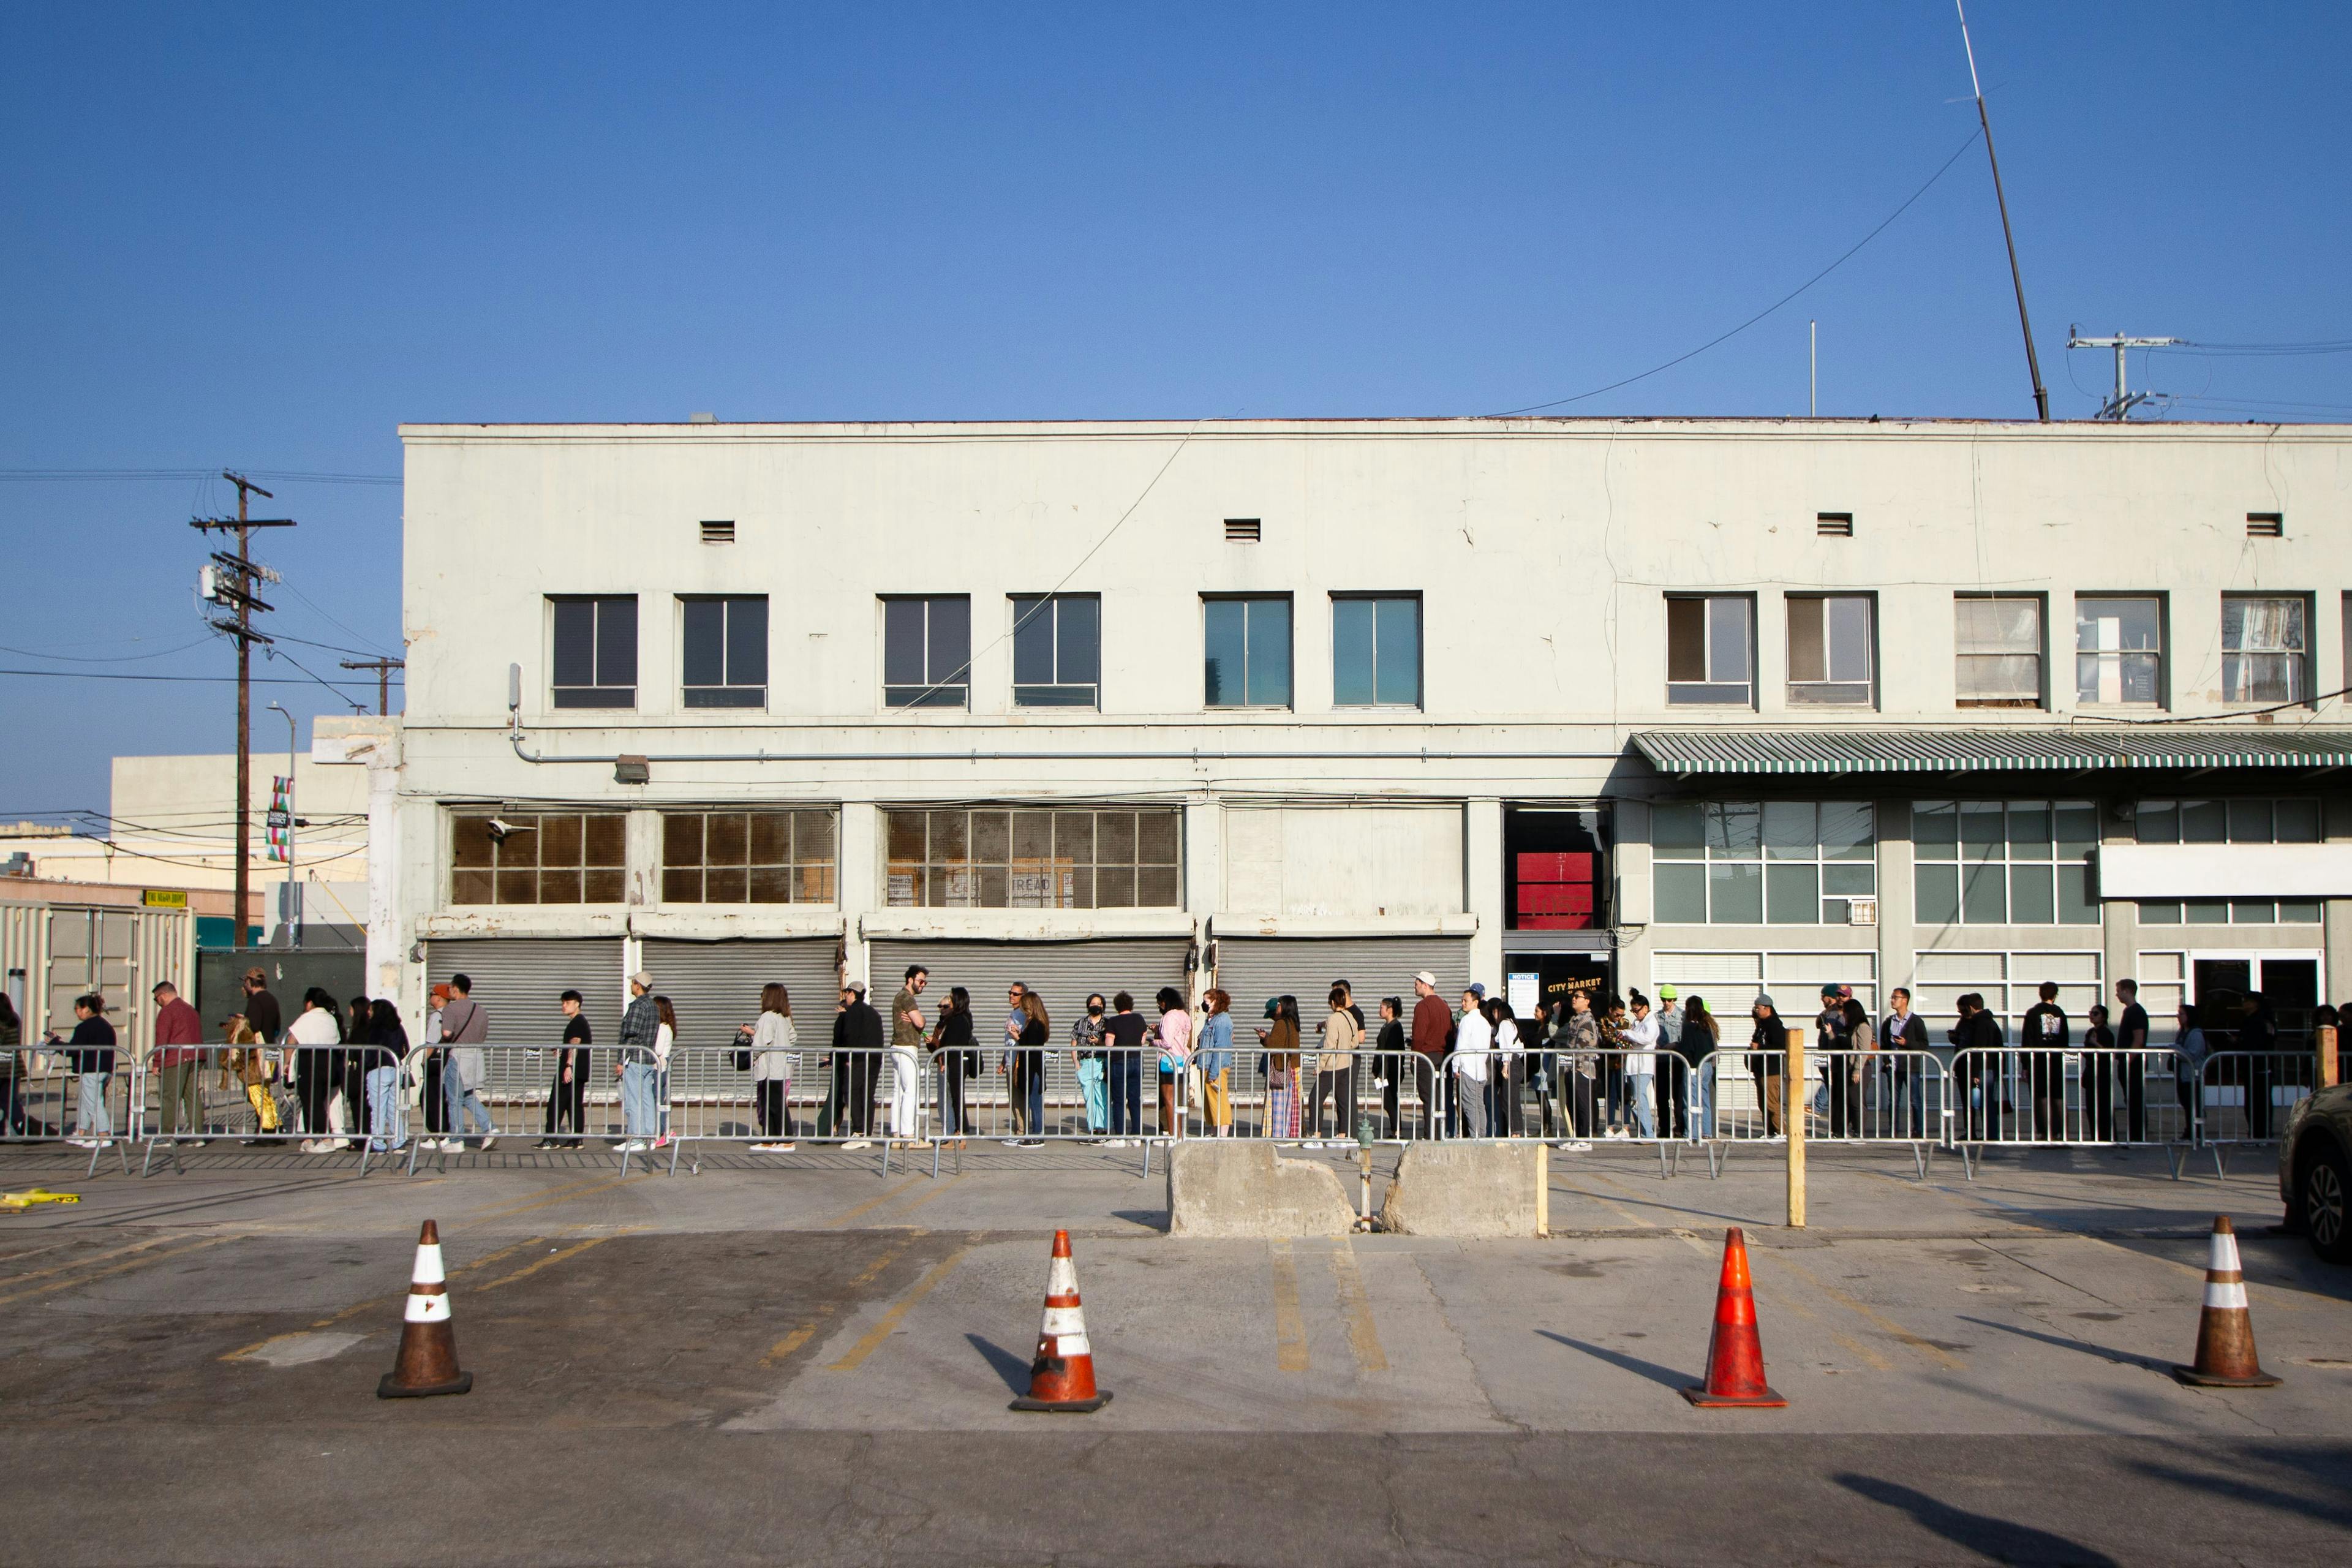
[733,1025,755,1074]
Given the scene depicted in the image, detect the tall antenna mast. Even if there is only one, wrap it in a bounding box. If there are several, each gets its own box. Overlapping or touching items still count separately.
[1957,1,2049,423]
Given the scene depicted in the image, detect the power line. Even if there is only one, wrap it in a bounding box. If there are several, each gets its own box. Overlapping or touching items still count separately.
[2165,339,2352,357]
[0,467,399,486]
[1488,127,1983,417]
[0,666,392,688]
[0,636,213,664]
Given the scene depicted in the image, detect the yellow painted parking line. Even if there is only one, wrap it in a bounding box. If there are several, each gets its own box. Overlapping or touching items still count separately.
[221,1232,557,1360]
[1767,1253,1965,1371]
[1329,1243,1387,1373]
[826,1244,973,1371]
[822,1175,929,1229]
[0,1234,180,1289]
[1271,1241,1308,1373]
[760,1234,922,1366]
[466,1173,650,1222]
[0,1234,236,1308]
[879,1173,968,1221]
[477,1231,634,1292]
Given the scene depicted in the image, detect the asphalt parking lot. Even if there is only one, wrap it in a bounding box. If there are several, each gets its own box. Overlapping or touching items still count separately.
[0,1140,2346,1565]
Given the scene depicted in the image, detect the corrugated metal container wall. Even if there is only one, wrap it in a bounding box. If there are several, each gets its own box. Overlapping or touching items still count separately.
[638,938,839,1054]
[0,905,42,1042]
[423,938,625,1102]
[867,937,1191,1102]
[1212,937,1474,1020]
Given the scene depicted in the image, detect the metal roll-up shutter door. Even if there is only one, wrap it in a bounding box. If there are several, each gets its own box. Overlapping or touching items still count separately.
[867,937,1192,1103]
[638,938,840,1055]
[423,938,624,1101]
[1211,935,1473,1017]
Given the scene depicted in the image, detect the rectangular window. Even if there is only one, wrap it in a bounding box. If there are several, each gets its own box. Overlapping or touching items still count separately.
[2075,595,2163,706]
[1009,593,1101,708]
[680,595,767,709]
[1955,595,2042,707]
[883,807,1182,909]
[1665,595,1754,706]
[661,809,837,903]
[2222,595,2307,704]
[1913,800,2098,927]
[549,595,638,709]
[450,812,626,905]
[1651,801,1874,925]
[2133,796,2324,925]
[1204,595,1292,708]
[1332,595,1421,707]
[881,595,971,708]
[1787,594,1874,706]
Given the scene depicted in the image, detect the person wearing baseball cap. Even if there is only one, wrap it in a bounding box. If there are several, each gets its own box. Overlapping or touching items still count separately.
[1408,970,1452,1138]
[1653,984,1687,1137]
[614,970,663,1152]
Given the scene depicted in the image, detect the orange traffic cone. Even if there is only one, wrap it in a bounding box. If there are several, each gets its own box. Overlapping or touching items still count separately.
[2173,1215,2281,1389]
[1681,1227,1786,1408]
[378,1219,474,1399]
[1011,1229,1110,1414]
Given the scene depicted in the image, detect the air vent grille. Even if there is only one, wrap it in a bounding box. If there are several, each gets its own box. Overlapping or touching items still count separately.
[1817,513,1854,538]
[700,520,735,545]
[2247,513,2283,539]
[1224,518,1261,542]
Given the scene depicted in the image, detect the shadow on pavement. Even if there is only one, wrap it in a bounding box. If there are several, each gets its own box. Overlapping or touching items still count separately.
[1836,1472,2120,1566]
[1954,1315,2173,1376]
[1535,1329,1690,1393]
[2126,1449,2352,1535]
[965,1333,1031,1395]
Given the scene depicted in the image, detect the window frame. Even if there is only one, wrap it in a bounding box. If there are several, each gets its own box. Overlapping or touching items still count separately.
[1912,799,2101,929]
[548,594,639,710]
[1953,592,2046,710]
[1202,593,1294,710]
[450,810,628,906]
[880,594,973,710]
[1649,800,1877,927]
[881,805,1184,910]
[678,594,768,710]
[1329,592,1423,710]
[660,808,838,905]
[2132,796,2324,926]
[1008,592,1102,710]
[2220,592,2311,707]
[1664,593,1756,708]
[2074,592,2166,708]
[1784,593,1877,707]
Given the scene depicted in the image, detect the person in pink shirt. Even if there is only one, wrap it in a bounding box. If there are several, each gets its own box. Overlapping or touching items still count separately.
[149,981,206,1142]
[1153,986,1193,1139]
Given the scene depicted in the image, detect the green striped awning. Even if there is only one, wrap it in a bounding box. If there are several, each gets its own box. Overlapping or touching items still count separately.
[1632,728,2352,777]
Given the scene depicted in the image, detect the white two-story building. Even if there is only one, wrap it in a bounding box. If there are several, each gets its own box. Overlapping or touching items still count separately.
[345,416,2352,1055]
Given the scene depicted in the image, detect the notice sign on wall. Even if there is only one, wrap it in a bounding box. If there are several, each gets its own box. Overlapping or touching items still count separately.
[1507,971,1540,1018]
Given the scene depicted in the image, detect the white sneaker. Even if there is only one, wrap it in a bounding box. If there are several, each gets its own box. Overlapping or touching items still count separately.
[774,1142,796,1152]
[66,1137,94,1150]
[1566,1140,1593,1152]
[1000,1137,1022,1148]
[480,1136,496,1151]
[842,1139,872,1152]
[621,1140,648,1152]
[1302,1140,1325,1149]
[748,1142,780,1153]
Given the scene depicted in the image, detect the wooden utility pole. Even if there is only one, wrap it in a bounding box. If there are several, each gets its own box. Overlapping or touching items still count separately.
[192,475,295,951]
[1785,1022,1807,1228]
[339,657,405,715]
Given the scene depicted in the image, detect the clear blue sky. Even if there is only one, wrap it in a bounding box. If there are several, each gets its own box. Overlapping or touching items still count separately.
[3,2,2346,817]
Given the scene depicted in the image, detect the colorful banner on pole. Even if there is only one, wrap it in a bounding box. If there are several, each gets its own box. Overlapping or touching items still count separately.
[266,776,292,863]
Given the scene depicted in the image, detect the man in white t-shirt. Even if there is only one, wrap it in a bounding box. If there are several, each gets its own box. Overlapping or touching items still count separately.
[1452,986,1493,1138]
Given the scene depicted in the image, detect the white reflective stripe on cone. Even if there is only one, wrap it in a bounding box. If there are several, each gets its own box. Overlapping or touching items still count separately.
[2204,1280,2250,1311]
[1055,1334,1091,1357]
[412,1245,447,1286]
[1041,1306,1087,1335]
[2209,1232,2241,1274]
[1046,1257,1077,1295]
[405,1291,452,1324]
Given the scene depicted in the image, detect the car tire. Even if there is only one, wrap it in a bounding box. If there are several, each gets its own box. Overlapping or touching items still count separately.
[2303,1138,2352,1266]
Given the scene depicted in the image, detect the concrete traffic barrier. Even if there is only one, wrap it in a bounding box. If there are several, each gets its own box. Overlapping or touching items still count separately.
[1167,1140,1357,1237]
[1377,1142,1549,1238]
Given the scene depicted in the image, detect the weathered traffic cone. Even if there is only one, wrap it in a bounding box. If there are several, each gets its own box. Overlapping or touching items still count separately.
[2173,1215,2281,1389]
[1011,1229,1110,1413]
[1681,1227,1787,1408]
[377,1219,474,1398]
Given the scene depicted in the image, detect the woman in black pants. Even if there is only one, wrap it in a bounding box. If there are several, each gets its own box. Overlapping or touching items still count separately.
[934,986,975,1147]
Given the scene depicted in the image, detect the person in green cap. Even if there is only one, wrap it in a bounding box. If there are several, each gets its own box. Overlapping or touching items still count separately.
[1655,983,1687,1139]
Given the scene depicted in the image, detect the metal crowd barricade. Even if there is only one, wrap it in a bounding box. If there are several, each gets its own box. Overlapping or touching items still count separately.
[1800,1049,1951,1179]
[0,1044,136,1177]
[1197,1044,1441,1147]
[1430,1048,1696,1178]
[405,1043,631,1174]
[664,1044,914,1176]
[931,1043,1162,1176]
[1947,1047,2190,1179]
[2195,1051,2316,1175]
[1694,1047,1784,1177]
